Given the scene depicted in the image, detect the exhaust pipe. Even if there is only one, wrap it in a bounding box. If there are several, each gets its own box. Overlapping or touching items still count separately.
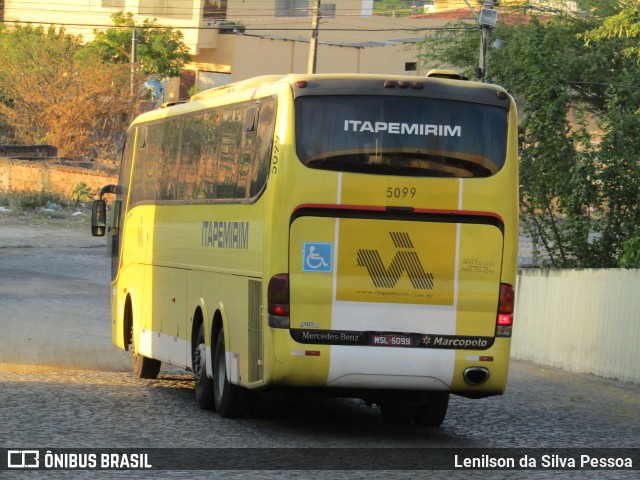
[463,367,490,386]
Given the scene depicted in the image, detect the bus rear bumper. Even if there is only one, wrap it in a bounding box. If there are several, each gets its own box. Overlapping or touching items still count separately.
[269,330,510,395]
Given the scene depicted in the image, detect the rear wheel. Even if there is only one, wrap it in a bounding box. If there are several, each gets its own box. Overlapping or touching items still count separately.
[414,392,449,427]
[213,328,249,418]
[193,324,215,410]
[380,401,416,425]
[132,328,161,379]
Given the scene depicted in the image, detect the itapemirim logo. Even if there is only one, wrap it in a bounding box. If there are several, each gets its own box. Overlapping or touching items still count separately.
[356,232,434,289]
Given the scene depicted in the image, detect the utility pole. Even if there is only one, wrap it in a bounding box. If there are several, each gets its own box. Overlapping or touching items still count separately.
[130,28,138,96]
[308,0,321,74]
[477,1,498,82]
[478,21,490,82]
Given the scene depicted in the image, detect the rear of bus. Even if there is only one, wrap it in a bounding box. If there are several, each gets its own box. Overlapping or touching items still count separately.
[265,74,518,424]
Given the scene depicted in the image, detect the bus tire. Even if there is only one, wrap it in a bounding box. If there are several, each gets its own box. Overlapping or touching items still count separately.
[414,392,449,427]
[132,331,161,379]
[193,324,215,410]
[380,401,416,425]
[213,328,249,418]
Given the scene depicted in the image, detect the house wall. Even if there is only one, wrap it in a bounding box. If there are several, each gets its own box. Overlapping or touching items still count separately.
[3,0,207,53]
[186,33,425,94]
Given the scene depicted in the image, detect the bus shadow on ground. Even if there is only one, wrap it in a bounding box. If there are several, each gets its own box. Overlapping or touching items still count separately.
[146,370,474,445]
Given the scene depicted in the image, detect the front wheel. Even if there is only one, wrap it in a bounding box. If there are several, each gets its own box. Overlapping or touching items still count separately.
[213,328,249,418]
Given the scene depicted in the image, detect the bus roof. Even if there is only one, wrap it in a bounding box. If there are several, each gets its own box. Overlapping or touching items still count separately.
[131,73,510,127]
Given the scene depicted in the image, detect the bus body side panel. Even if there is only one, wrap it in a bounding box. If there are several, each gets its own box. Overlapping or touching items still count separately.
[143,203,265,382]
[113,200,265,378]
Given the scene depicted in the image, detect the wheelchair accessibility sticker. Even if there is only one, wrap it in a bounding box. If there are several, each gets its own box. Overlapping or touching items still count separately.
[302,242,333,272]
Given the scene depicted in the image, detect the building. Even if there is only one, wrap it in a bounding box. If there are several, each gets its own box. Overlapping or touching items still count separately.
[1,1,489,99]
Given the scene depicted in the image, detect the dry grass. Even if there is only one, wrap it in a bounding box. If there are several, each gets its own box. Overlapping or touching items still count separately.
[0,190,92,228]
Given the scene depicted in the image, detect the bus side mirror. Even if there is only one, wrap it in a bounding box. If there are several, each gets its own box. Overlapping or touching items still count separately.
[91,200,107,237]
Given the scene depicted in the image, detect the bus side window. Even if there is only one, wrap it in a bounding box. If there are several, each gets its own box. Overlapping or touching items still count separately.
[237,105,258,199]
[198,112,220,200]
[250,99,275,198]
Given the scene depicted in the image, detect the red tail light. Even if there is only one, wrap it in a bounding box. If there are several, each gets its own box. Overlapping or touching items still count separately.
[268,274,289,328]
[496,283,514,337]
[498,283,514,314]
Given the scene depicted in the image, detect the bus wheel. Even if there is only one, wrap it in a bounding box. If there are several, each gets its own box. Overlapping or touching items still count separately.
[193,324,215,410]
[380,401,416,425]
[132,330,161,379]
[414,392,449,427]
[213,328,249,418]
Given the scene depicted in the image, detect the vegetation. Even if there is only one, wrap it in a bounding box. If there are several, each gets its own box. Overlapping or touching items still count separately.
[83,11,191,79]
[70,182,96,205]
[0,12,190,159]
[619,236,640,268]
[374,0,423,17]
[0,190,69,212]
[582,0,640,62]
[419,0,640,268]
[0,24,134,158]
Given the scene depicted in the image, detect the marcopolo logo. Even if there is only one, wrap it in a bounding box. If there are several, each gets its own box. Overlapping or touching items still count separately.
[356,232,434,289]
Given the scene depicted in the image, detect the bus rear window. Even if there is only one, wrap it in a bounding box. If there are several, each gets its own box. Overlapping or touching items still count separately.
[295,96,508,178]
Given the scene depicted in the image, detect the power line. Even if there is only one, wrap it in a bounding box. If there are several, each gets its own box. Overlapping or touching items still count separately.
[4,0,478,16]
[0,18,473,33]
[2,1,481,24]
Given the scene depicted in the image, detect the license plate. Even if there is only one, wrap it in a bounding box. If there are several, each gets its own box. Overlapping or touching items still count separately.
[370,334,413,347]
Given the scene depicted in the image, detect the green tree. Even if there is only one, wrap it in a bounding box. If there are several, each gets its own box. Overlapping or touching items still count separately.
[0,24,135,157]
[373,0,420,17]
[85,11,191,79]
[578,0,640,267]
[418,1,640,267]
[583,0,640,60]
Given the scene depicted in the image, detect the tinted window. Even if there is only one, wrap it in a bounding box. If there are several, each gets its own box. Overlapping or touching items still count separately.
[295,96,508,178]
[128,97,276,205]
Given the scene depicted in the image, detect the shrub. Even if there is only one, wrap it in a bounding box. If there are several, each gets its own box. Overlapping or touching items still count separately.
[0,190,68,213]
[619,237,640,268]
[70,182,95,204]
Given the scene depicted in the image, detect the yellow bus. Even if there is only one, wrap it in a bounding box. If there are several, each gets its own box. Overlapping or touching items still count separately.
[92,73,518,426]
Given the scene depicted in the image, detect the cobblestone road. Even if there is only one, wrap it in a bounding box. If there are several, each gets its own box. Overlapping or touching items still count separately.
[1,214,638,479]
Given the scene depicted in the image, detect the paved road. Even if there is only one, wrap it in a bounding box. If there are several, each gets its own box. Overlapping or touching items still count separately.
[1,214,638,478]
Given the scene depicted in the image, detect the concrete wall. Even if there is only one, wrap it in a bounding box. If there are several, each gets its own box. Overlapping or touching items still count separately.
[1,158,117,198]
[512,268,640,383]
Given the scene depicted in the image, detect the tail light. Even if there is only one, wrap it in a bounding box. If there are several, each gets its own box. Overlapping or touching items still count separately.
[496,283,514,337]
[268,274,289,328]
